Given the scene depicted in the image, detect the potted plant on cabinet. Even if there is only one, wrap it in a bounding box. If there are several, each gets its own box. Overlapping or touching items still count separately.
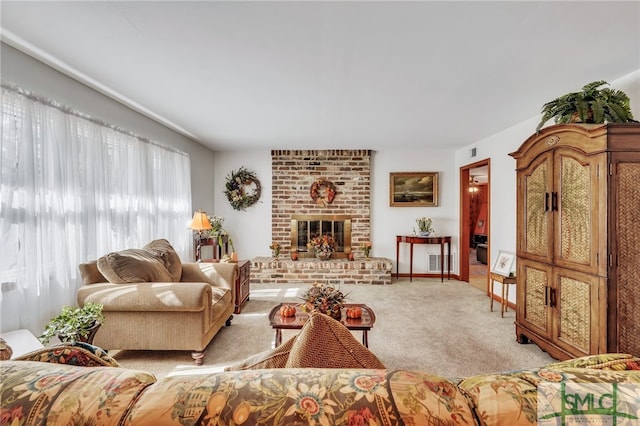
[536,80,635,133]
[39,302,105,345]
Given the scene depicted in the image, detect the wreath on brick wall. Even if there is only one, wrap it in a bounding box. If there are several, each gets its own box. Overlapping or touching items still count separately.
[224,167,261,211]
[310,179,337,207]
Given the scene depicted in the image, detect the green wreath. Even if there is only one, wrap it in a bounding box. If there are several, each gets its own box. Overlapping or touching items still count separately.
[224,167,261,211]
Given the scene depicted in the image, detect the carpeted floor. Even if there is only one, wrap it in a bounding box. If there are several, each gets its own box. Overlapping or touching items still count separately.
[110,278,554,379]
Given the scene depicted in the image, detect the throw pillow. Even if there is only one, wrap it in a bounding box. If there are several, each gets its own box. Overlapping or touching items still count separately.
[144,239,182,282]
[15,342,121,367]
[0,337,12,360]
[78,261,107,285]
[225,335,297,371]
[284,311,385,369]
[97,248,173,284]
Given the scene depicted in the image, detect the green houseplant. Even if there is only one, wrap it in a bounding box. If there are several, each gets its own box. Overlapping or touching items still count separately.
[39,302,105,345]
[536,80,635,133]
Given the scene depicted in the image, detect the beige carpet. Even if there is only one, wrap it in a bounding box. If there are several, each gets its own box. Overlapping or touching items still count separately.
[110,278,554,379]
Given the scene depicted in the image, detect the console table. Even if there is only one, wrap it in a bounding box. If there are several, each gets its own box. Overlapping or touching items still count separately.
[396,235,452,282]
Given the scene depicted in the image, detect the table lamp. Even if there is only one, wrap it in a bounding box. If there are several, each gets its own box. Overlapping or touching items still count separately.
[190,210,212,260]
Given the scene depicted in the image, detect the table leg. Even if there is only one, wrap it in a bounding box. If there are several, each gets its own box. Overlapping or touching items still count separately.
[409,243,414,282]
[362,330,368,348]
[396,240,400,280]
[502,282,507,317]
[275,329,282,347]
[440,241,444,282]
[447,240,451,280]
[490,278,495,312]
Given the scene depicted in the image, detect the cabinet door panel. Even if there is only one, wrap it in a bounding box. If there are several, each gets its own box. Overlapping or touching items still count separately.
[519,152,553,263]
[517,259,552,339]
[610,155,640,354]
[554,150,604,274]
[552,267,601,357]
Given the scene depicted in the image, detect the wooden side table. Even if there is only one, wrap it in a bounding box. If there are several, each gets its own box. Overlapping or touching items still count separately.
[396,235,452,282]
[489,272,516,317]
[234,260,250,314]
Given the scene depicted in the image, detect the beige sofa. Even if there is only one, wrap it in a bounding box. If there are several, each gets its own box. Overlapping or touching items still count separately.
[77,240,237,364]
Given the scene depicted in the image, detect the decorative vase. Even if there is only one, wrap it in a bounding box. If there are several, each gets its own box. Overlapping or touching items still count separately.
[316,251,332,260]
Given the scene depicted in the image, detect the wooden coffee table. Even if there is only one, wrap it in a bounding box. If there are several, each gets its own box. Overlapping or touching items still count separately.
[268,303,376,348]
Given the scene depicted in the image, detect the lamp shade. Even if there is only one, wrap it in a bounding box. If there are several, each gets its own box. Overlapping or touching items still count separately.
[190,211,212,231]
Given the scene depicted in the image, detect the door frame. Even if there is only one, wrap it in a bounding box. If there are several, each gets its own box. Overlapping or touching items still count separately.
[459,159,490,293]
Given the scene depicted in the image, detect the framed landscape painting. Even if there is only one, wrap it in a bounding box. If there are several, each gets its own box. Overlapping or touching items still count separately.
[390,172,439,207]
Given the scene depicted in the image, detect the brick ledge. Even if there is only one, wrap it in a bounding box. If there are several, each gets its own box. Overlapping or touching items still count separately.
[250,256,393,285]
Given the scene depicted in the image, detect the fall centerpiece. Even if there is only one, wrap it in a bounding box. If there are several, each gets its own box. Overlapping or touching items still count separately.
[301,282,347,319]
[307,234,337,259]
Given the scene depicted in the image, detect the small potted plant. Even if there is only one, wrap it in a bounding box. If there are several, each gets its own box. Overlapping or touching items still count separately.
[536,80,635,133]
[39,302,105,345]
[416,217,434,236]
[269,241,282,258]
[360,241,372,258]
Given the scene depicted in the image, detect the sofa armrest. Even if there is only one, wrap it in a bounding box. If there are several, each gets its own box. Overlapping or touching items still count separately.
[77,281,212,313]
[181,262,237,295]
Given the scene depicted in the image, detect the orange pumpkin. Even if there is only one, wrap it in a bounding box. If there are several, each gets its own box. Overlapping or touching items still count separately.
[346,306,362,319]
[279,304,296,317]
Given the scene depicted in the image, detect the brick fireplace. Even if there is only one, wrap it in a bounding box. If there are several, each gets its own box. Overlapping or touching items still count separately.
[271,149,371,256]
[250,149,392,285]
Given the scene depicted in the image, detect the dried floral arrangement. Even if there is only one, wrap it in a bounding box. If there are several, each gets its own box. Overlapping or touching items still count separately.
[301,282,347,319]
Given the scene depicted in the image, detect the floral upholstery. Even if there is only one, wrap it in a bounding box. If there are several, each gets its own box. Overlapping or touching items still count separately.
[126,368,400,425]
[3,354,640,426]
[0,361,156,426]
[457,353,640,426]
[388,370,476,425]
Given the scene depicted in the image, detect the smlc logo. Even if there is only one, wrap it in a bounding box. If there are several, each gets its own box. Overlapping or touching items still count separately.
[538,382,640,425]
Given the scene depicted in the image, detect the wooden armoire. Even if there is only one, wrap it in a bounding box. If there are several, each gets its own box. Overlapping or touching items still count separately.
[509,123,640,360]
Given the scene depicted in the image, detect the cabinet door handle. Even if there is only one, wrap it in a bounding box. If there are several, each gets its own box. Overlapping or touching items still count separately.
[545,286,549,306]
[551,192,558,211]
[544,193,550,211]
[549,288,557,308]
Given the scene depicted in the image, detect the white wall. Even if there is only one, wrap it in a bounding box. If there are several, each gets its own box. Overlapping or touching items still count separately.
[212,150,272,259]
[210,66,640,276]
[454,70,640,304]
[5,38,637,287]
[0,43,217,220]
[211,148,459,275]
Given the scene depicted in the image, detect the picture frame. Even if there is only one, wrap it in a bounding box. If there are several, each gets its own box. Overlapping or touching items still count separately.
[390,172,439,207]
[492,250,516,276]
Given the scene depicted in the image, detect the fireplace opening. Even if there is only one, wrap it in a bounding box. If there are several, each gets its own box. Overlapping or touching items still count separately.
[291,214,351,258]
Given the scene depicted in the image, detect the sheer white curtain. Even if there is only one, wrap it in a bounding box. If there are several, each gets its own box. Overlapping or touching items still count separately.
[0,84,192,334]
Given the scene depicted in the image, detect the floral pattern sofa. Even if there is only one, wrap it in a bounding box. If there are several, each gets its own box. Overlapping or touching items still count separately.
[2,344,640,426]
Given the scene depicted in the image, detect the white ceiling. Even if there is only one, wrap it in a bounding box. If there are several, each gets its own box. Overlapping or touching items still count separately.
[1,1,639,152]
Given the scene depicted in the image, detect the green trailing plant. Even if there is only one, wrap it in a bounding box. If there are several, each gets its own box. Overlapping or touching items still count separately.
[536,80,635,133]
[39,302,105,345]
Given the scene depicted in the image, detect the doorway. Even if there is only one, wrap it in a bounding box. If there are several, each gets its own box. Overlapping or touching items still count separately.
[459,159,490,294]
